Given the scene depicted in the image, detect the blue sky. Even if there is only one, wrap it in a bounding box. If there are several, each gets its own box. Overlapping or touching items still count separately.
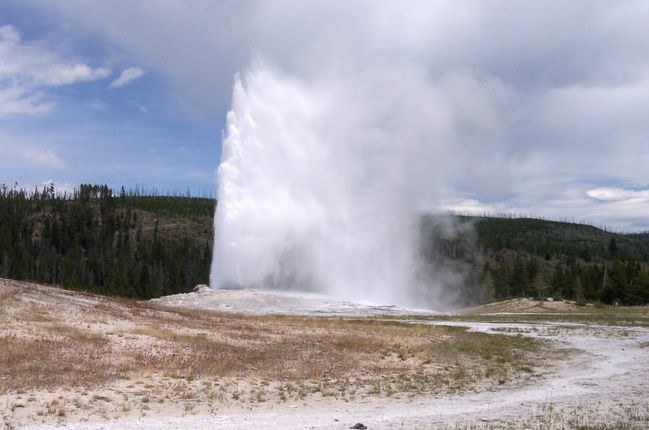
[0,2,223,195]
[1,1,649,231]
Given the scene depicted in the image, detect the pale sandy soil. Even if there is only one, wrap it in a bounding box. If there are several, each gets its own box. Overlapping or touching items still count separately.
[19,321,649,430]
[2,280,648,429]
[462,297,588,314]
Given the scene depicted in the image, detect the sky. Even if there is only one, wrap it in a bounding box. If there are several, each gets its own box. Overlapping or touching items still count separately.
[1,1,649,231]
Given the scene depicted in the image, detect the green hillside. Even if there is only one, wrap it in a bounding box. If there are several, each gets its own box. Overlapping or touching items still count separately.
[473,216,649,261]
[1,183,647,305]
[447,216,649,305]
[0,184,213,298]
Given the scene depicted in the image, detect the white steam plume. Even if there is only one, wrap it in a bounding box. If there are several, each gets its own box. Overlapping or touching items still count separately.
[211,59,507,307]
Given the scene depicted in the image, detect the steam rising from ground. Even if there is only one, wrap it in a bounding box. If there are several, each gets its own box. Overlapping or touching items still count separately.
[212,60,506,307]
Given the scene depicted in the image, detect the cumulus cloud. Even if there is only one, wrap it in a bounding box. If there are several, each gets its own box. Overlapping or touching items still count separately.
[0,24,110,116]
[33,1,649,230]
[109,67,145,88]
[0,25,110,86]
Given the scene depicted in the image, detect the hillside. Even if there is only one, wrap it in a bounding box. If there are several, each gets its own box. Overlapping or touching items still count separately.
[472,216,649,261]
[422,215,649,305]
[480,217,649,304]
[1,184,648,305]
[0,184,214,299]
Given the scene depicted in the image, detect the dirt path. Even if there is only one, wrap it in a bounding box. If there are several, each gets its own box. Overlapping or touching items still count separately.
[22,320,649,429]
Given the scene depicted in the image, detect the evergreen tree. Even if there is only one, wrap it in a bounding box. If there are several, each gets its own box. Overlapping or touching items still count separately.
[0,184,213,299]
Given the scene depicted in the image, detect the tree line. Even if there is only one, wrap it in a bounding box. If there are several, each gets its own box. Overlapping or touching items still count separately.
[0,184,213,298]
[423,215,649,305]
[483,256,649,305]
[2,183,647,305]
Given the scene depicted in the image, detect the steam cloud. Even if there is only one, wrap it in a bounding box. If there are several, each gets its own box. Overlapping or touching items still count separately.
[202,2,649,305]
[42,2,649,231]
[211,58,506,307]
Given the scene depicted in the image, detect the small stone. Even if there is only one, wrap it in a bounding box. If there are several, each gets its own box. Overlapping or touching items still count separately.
[350,424,367,429]
[193,284,210,293]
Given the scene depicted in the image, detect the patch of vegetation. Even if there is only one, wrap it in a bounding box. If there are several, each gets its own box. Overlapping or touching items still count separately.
[422,215,649,306]
[2,182,648,305]
[0,284,547,397]
[440,399,649,429]
[0,184,212,299]
[409,304,649,327]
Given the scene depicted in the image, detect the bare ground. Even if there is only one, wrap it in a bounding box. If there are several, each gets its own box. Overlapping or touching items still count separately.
[1,279,648,429]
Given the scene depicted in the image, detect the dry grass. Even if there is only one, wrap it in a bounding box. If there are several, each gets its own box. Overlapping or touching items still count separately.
[422,298,649,327]
[0,333,121,391]
[116,313,544,395]
[464,297,649,316]
[0,282,546,394]
[440,399,649,429]
[0,278,555,428]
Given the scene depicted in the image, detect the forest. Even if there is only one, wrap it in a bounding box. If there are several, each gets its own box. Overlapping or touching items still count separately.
[423,215,649,306]
[0,183,213,298]
[1,183,648,305]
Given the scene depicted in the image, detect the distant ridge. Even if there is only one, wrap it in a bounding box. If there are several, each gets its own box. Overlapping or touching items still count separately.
[1,184,647,305]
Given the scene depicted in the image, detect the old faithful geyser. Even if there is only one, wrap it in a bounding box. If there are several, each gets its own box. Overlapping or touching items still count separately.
[211,61,494,307]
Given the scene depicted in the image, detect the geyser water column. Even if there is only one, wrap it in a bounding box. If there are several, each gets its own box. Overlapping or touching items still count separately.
[211,61,456,307]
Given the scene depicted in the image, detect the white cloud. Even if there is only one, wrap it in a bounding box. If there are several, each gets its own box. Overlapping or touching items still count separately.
[19,146,67,169]
[441,187,649,232]
[587,187,649,203]
[0,24,110,116]
[0,25,111,86]
[109,67,145,88]
[0,86,54,116]
[23,2,649,230]
[441,198,500,216]
[0,137,67,170]
[39,180,75,195]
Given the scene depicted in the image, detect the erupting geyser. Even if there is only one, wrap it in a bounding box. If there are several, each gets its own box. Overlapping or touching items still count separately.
[211,61,488,307]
